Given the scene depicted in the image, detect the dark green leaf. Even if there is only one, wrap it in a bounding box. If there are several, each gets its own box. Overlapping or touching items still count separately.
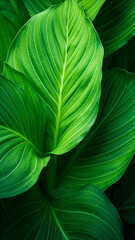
[0,0,29,28]
[94,0,135,57]
[0,14,16,72]
[5,0,103,155]
[59,68,135,190]
[0,184,124,240]
[0,76,49,198]
[0,0,29,72]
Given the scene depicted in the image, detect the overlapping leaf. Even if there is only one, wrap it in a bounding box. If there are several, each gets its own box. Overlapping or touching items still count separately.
[6,0,103,155]
[23,0,106,21]
[76,0,106,21]
[0,184,123,240]
[94,0,135,57]
[59,68,135,190]
[0,76,49,198]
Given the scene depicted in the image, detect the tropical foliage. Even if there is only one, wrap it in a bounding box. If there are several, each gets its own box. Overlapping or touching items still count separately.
[0,0,135,239]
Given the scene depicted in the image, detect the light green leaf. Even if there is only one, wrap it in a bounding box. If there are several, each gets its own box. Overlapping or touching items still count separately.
[59,68,135,190]
[23,0,106,21]
[0,76,50,198]
[76,0,106,21]
[94,0,135,57]
[0,184,124,240]
[6,0,103,155]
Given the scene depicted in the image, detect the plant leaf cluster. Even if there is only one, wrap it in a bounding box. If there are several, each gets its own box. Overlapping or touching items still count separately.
[0,0,135,239]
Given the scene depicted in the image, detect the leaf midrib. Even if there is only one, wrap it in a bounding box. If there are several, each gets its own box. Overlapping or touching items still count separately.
[50,206,69,240]
[40,196,69,240]
[53,6,69,149]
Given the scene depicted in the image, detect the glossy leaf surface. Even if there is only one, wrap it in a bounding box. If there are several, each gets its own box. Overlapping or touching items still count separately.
[0,76,49,198]
[59,68,135,190]
[0,184,124,240]
[94,0,135,56]
[6,0,103,155]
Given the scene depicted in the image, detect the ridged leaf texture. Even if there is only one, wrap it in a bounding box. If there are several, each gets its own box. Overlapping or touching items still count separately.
[94,0,135,56]
[59,68,135,190]
[6,0,103,155]
[23,0,106,21]
[0,76,49,198]
[0,184,124,240]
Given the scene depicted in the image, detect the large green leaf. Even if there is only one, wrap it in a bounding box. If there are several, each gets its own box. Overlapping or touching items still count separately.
[94,0,135,57]
[6,0,103,155]
[0,184,124,240]
[23,0,106,21]
[58,68,135,190]
[0,76,50,198]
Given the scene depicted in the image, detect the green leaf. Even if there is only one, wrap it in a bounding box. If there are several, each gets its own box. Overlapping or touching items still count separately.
[108,156,135,225]
[23,0,106,21]
[0,184,124,240]
[76,0,106,21]
[0,0,29,28]
[94,0,135,57]
[0,0,29,73]
[0,76,50,198]
[6,0,103,155]
[59,68,135,190]
[0,14,16,72]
